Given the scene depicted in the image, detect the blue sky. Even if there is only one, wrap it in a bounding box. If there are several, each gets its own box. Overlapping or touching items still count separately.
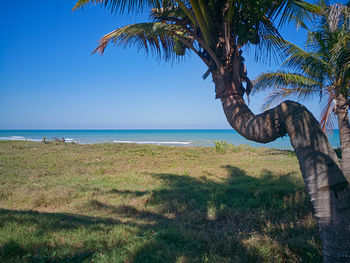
[0,0,340,129]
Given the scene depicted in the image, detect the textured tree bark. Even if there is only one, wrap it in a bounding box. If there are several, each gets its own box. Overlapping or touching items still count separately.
[335,93,350,182]
[213,65,350,262]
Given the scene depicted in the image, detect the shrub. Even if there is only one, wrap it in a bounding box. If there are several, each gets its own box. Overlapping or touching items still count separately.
[215,141,234,153]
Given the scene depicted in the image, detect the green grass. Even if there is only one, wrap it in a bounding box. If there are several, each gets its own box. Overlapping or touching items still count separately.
[0,141,321,262]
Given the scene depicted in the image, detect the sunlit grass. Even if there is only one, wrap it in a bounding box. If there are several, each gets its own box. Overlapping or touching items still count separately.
[0,141,321,262]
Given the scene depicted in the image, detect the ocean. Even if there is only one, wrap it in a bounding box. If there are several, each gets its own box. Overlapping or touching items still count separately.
[0,129,340,150]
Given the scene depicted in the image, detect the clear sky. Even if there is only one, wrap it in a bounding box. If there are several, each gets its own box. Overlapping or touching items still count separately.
[0,0,341,129]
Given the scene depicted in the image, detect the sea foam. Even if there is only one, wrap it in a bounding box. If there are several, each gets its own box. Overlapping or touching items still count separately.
[0,136,26,141]
[0,136,73,143]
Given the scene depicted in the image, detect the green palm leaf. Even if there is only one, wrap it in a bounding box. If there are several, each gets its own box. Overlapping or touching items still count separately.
[272,0,321,28]
[279,40,330,82]
[93,22,188,61]
[253,71,324,110]
[254,71,323,94]
[73,0,160,13]
[331,33,350,86]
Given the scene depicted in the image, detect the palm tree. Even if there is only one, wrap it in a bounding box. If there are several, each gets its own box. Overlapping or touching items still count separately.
[253,2,350,183]
[73,0,350,261]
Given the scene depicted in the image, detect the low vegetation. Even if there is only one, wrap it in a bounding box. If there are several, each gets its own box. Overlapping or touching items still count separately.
[0,141,320,262]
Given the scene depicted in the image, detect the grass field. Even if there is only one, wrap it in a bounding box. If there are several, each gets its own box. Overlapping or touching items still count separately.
[0,141,321,262]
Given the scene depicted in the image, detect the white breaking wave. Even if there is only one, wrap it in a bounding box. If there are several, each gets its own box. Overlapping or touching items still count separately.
[0,136,190,145]
[0,136,75,143]
[27,138,42,142]
[0,136,42,142]
[0,136,26,141]
[113,140,191,145]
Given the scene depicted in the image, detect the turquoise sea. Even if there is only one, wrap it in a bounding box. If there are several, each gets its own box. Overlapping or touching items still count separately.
[0,129,340,150]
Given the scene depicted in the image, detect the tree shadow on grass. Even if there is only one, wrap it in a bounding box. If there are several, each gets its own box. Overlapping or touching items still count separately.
[0,210,126,262]
[0,166,321,262]
[129,166,321,262]
[1,239,93,263]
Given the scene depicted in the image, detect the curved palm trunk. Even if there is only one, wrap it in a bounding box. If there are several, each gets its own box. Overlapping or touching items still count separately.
[335,93,350,182]
[213,64,350,262]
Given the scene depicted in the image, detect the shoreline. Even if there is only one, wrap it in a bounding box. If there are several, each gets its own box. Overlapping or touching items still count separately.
[0,129,297,149]
[0,138,292,150]
[0,129,340,150]
[0,128,341,150]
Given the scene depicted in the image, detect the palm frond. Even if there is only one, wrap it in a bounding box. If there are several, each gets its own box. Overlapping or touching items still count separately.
[172,0,198,27]
[329,4,350,87]
[254,71,324,110]
[253,71,323,95]
[73,0,160,14]
[331,33,350,86]
[254,16,284,64]
[249,0,319,65]
[188,0,214,47]
[93,22,189,61]
[272,0,321,28]
[150,5,188,23]
[279,40,330,82]
[170,0,198,25]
